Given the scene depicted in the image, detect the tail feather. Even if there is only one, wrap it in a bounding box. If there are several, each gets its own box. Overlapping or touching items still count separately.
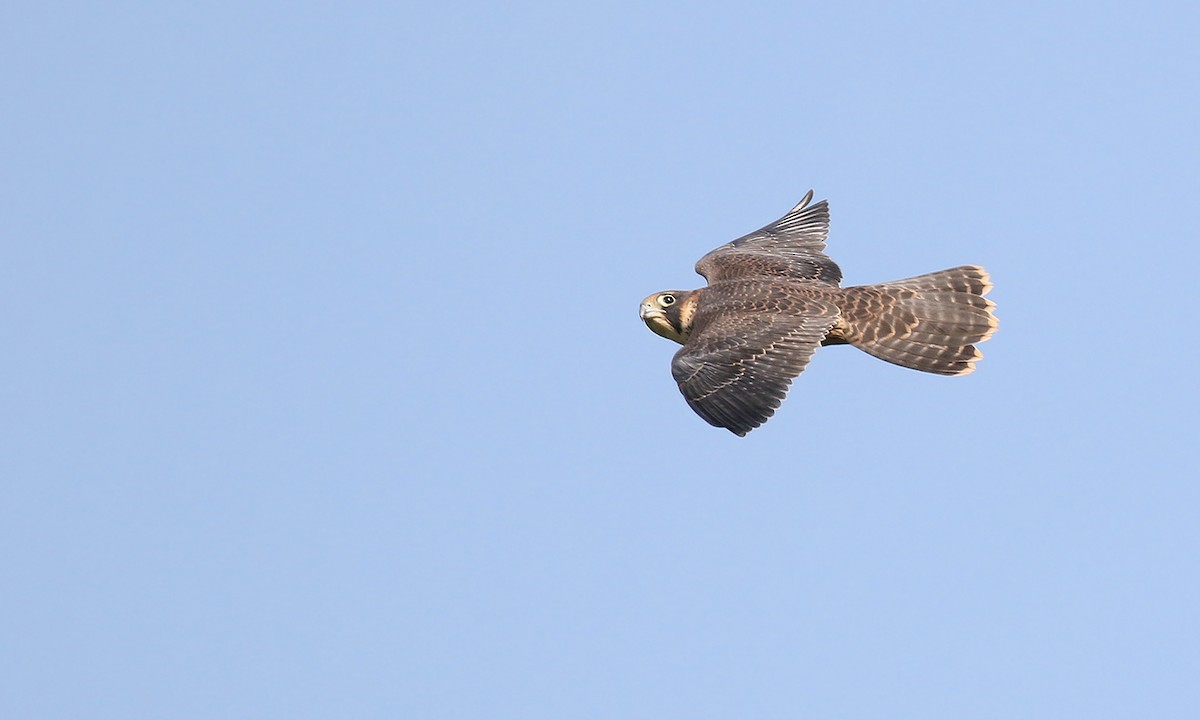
[835,265,998,375]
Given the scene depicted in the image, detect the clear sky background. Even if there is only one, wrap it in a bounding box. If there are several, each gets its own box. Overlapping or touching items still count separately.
[4,2,1199,718]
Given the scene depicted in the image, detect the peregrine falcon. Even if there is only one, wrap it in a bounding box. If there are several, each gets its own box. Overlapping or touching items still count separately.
[640,190,998,436]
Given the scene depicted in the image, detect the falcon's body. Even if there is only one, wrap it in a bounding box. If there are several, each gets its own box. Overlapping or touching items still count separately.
[640,191,998,436]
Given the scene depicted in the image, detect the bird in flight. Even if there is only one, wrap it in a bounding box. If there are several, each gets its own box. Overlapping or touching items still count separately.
[640,190,998,436]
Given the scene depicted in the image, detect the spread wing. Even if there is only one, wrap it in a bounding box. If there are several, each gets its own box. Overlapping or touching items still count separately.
[695,190,843,285]
[671,285,840,436]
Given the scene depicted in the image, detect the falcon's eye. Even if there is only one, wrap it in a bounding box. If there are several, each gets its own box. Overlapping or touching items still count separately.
[660,294,676,306]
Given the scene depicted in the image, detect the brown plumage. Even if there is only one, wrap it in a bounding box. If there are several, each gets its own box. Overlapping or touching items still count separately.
[639,190,998,436]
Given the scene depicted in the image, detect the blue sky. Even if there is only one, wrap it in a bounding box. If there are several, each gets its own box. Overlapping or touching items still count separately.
[4,2,1198,718]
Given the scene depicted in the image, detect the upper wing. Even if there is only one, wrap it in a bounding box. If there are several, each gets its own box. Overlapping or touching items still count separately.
[671,285,840,436]
[695,190,843,285]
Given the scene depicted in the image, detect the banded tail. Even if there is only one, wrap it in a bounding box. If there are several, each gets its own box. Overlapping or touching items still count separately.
[831,265,998,375]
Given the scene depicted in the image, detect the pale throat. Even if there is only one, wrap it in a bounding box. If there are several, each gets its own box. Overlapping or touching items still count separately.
[645,315,688,344]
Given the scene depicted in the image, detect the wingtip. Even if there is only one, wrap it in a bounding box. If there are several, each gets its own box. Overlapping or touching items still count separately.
[792,189,815,212]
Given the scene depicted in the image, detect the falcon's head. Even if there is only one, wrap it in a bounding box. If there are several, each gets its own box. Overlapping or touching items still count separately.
[639,290,699,345]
